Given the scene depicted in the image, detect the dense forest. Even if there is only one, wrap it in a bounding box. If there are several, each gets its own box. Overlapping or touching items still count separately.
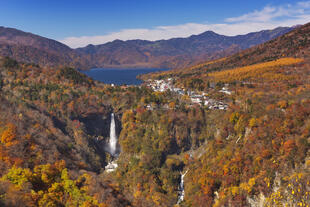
[0,23,309,207]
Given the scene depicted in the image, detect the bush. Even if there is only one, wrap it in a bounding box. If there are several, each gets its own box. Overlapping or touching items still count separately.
[3,57,18,69]
[57,67,92,85]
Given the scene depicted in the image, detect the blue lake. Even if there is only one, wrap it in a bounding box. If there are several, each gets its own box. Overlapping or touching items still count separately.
[81,68,169,85]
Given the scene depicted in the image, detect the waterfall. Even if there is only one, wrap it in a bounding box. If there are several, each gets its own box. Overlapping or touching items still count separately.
[105,113,119,172]
[177,170,188,204]
[109,113,117,156]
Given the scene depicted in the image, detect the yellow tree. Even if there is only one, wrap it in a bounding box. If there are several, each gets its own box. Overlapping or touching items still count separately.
[1,123,17,147]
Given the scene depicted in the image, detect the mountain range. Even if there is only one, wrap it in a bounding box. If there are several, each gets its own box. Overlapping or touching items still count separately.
[144,22,309,84]
[0,26,293,69]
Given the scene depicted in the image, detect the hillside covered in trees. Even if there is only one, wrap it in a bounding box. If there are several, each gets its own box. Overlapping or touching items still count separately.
[0,55,212,206]
[140,22,310,206]
[0,22,309,207]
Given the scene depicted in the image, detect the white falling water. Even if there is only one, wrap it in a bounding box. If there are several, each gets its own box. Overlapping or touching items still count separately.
[105,113,118,172]
[109,113,117,156]
[177,170,188,204]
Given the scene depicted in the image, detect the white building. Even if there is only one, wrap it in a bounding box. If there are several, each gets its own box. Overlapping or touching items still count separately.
[220,87,231,95]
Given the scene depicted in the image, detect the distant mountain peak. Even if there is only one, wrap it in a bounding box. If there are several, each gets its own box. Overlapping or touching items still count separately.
[200,30,220,36]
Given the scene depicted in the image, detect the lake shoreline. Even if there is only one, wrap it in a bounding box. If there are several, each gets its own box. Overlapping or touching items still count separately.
[80,68,169,85]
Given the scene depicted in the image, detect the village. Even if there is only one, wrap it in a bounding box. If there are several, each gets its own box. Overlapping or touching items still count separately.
[145,78,231,110]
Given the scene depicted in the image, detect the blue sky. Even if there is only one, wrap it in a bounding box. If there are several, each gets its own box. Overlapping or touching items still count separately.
[1,0,310,48]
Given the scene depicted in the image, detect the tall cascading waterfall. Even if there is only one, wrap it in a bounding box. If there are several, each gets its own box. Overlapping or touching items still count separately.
[177,170,188,204]
[109,113,117,156]
[105,113,119,172]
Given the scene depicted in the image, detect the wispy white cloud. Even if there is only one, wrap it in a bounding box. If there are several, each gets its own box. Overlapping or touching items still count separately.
[60,1,310,48]
[225,2,310,23]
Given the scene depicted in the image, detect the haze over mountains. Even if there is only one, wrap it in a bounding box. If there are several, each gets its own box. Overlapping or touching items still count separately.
[0,26,293,69]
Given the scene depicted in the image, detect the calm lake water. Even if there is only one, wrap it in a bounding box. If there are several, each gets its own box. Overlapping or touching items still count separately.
[81,68,168,85]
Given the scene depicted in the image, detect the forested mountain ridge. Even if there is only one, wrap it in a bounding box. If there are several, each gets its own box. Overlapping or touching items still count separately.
[0,26,91,68]
[0,26,293,69]
[143,22,309,83]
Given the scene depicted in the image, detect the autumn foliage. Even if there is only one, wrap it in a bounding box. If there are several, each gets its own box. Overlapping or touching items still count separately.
[1,123,17,147]
[0,22,310,207]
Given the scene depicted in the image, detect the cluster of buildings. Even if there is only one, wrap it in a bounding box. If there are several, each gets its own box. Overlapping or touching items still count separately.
[205,99,228,110]
[187,91,228,110]
[147,78,175,92]
[146,79,230,110]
